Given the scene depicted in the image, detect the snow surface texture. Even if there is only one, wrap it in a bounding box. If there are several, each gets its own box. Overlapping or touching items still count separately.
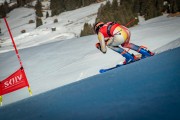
[0,2,104,53]
[0,47,180,120]
[0,2,180,106]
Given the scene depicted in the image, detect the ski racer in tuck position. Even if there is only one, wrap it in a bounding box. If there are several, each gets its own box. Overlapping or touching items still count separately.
[94,21,154,64]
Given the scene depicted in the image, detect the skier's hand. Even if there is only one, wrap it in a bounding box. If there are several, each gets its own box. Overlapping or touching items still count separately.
[95,43,106,54]
[95,43,101,50]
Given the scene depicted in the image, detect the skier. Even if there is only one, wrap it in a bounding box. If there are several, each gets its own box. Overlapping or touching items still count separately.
[94,21,154,64]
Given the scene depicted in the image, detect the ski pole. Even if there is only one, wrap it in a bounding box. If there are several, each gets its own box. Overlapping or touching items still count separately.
[125,17,138,27]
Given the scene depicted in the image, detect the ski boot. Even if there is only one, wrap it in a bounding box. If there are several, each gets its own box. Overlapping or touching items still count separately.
[138,46,154,59]
[122,52,136,65]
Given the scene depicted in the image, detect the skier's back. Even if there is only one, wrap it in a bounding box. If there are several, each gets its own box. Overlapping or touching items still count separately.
[94,21,154,64]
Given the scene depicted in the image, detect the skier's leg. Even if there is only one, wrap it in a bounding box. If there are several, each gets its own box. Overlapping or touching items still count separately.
[108,46,135,64]
[122,43,154,58]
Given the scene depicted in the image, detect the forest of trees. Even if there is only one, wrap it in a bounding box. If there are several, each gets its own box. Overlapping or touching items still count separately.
[16,0,33,7]
[0,0,179,36]
[50,0,99,16]
[0,0,100,18]
[0,0,34,18]
[80,23,94,37]
[0,0,16,18]
[80,0,180,37]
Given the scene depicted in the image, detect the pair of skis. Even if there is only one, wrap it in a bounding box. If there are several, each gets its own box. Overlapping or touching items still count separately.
[99,64,124,73]
[99,54,149,73]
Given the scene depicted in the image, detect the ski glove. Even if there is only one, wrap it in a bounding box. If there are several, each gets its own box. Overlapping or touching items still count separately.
[96,43,101,50]
[95,43,106,54]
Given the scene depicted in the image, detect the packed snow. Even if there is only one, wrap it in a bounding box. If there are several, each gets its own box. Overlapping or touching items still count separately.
[1,47,180,120]
[0,1,180,106]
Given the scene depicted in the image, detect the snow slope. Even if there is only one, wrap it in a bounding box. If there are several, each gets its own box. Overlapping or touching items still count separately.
[0,2,180,106]
[0,1,104,53]
[0,47,180,120]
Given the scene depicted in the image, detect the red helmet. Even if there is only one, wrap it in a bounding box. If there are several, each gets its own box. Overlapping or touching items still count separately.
[94,22,104,34]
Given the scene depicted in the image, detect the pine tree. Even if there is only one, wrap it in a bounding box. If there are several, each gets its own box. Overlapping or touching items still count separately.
[169,0,178,13]
[50,0,55,10]
[176,0,180,11]
[144,0,155,20]
[35,0,43,27]
[0,4,6,18]
[50,0,65,16]
[133,0,140,13]
[155,0,163,16]
[80,23,94,37]
[17,0,25,7]
[51,0,57,16]
[64,0,81,11]
[4,0,9,13]
[35,0,43,17]
[111,0,118,11]
[139,0,147,16]
[50,0,96,16]
[17,0,21,6]
[120,0,124,5]
[120,5,129,25]
[46,11,49,18]
[36,17,43,28]
[83,0,96,6]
